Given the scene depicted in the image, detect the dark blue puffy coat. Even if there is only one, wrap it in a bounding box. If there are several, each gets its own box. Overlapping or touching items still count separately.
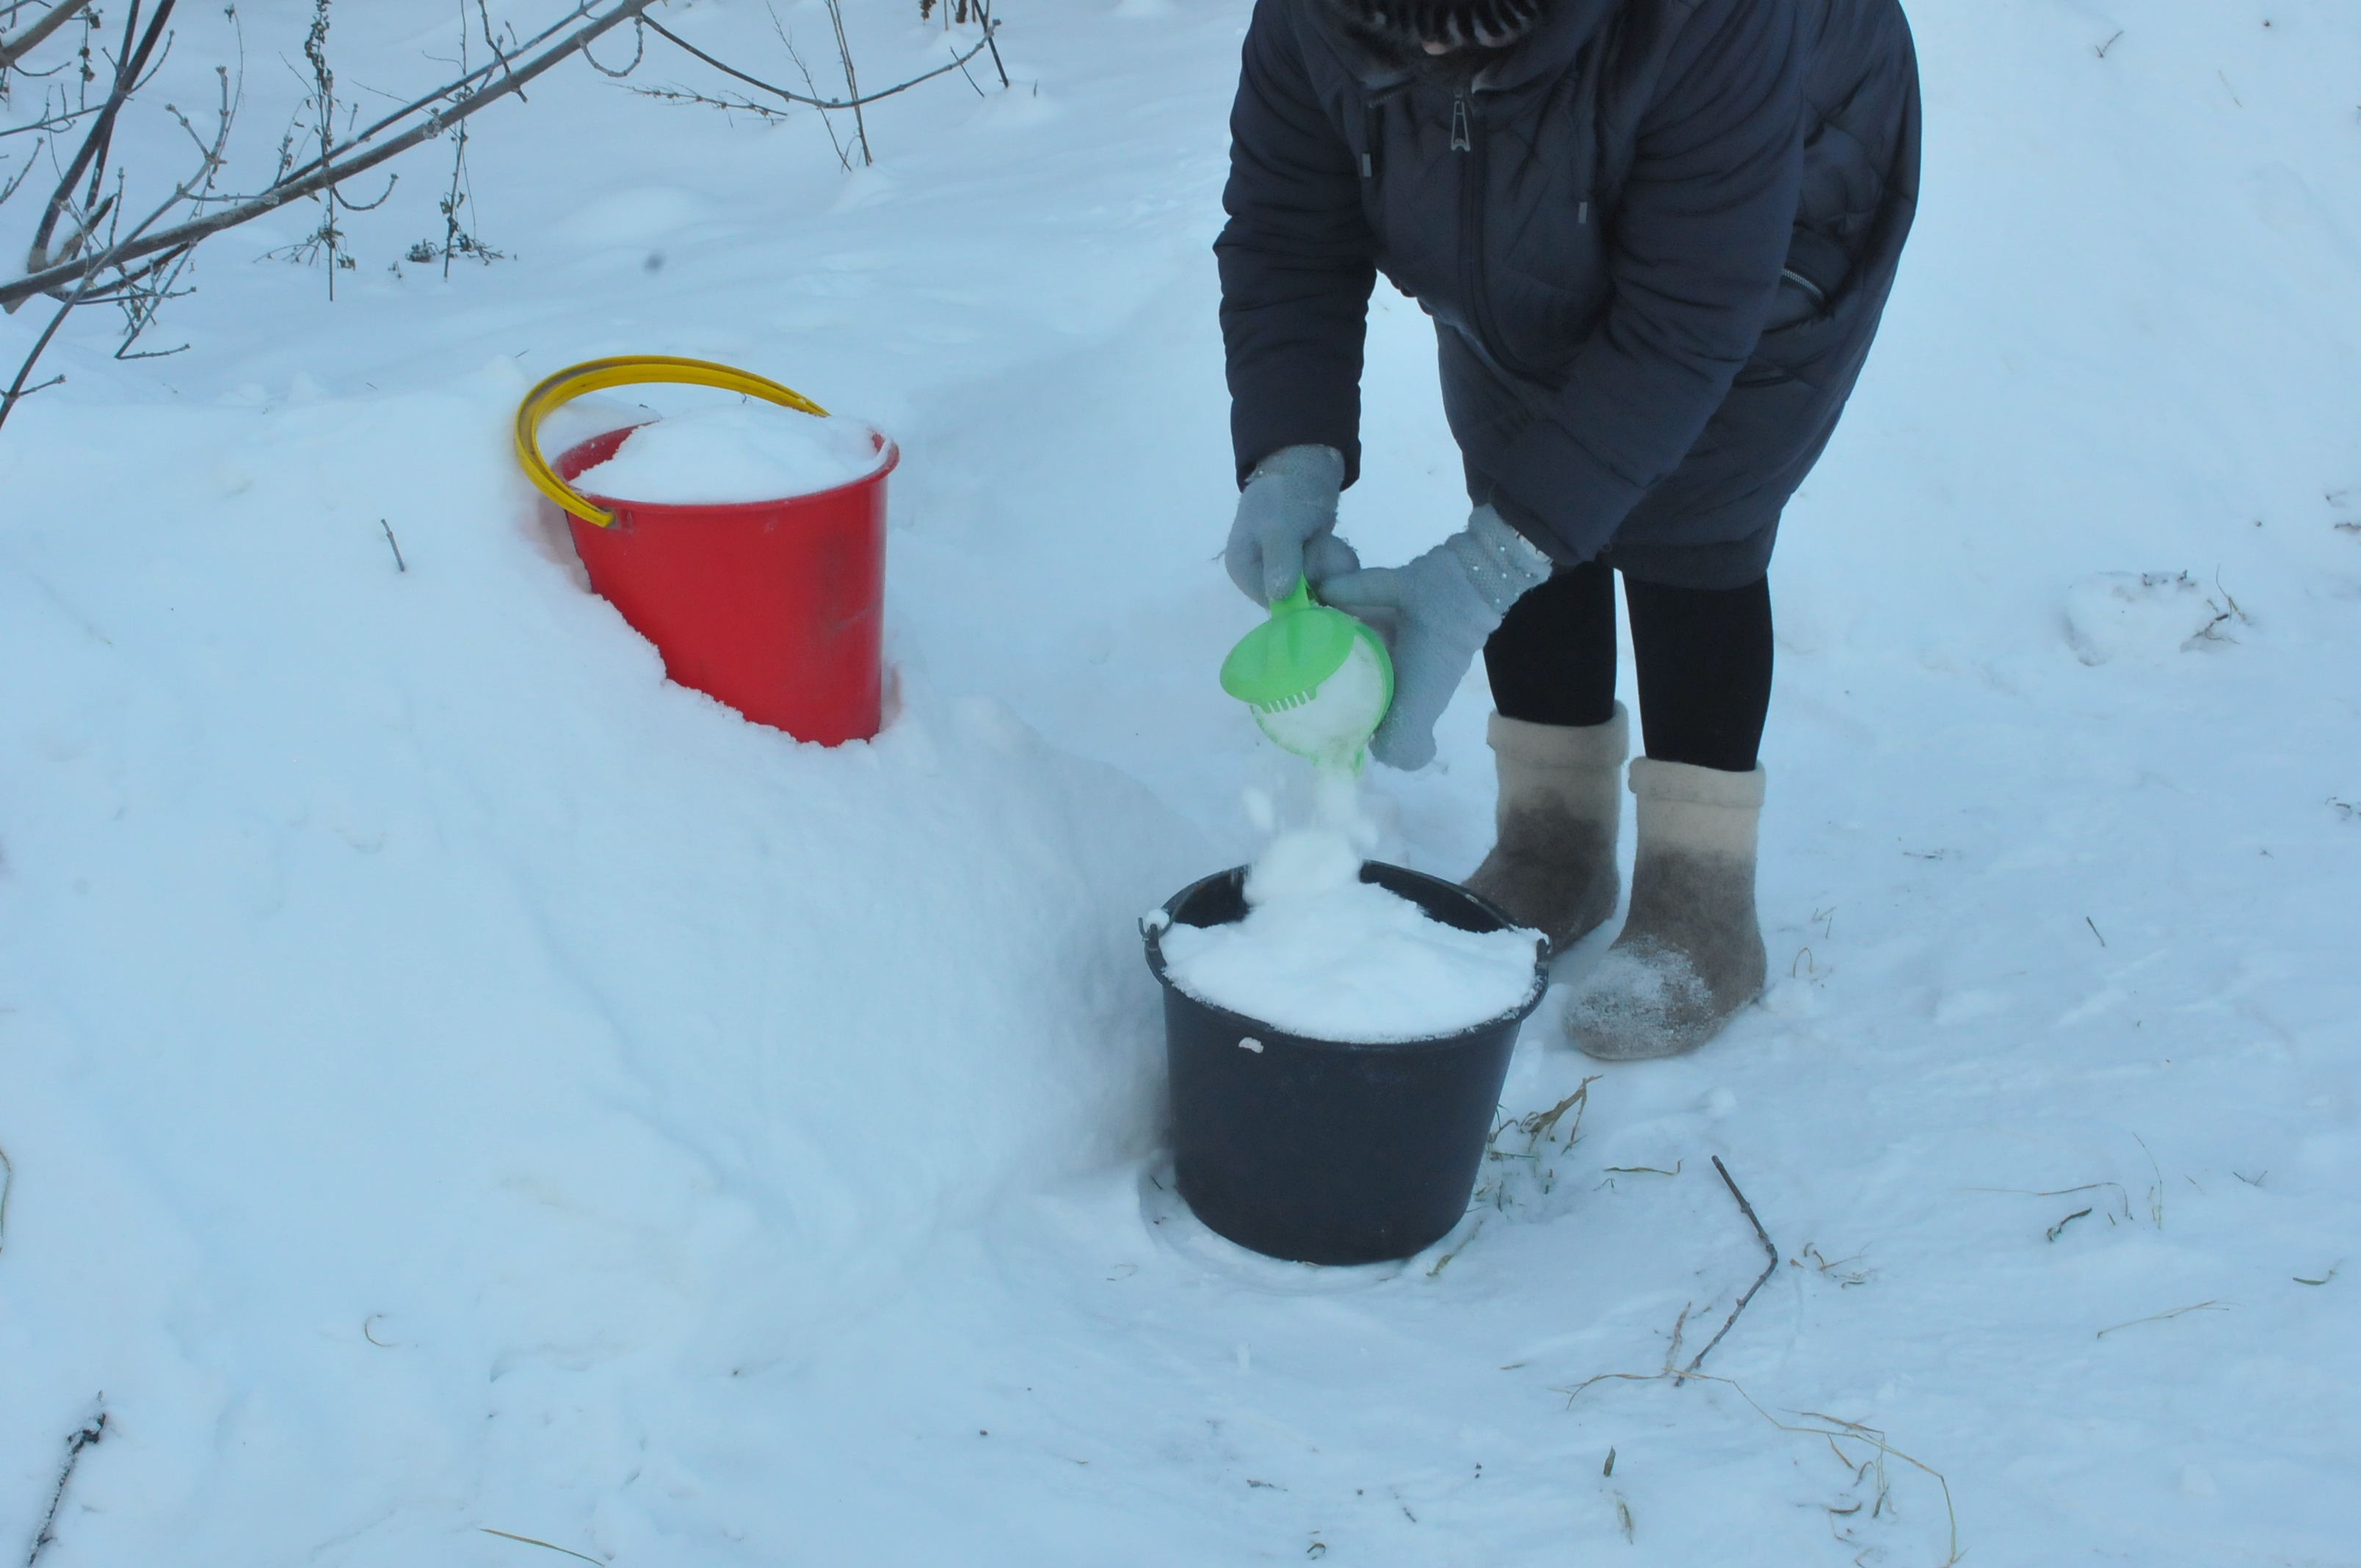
[1216,0,1921,585]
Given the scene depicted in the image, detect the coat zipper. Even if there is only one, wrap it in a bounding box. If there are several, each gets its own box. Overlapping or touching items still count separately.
[1456,92,1542,385]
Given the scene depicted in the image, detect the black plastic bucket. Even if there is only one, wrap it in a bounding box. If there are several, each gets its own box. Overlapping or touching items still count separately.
[1142,861,1548,1266]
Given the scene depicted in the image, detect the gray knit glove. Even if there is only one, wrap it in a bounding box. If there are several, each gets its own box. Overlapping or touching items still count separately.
[1224,444,1357,606]
[1319,505,1554,770]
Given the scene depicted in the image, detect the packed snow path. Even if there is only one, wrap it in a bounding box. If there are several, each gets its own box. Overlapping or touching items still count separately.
[3,2,2358,1564]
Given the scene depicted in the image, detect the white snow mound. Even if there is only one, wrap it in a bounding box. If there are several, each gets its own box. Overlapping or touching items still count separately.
[0,377,1207,1553]
[574,403,887,504]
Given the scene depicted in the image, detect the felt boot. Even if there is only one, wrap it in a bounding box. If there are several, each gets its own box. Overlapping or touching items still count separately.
[1463,705,1627,951]
[1565,758,1766,1060]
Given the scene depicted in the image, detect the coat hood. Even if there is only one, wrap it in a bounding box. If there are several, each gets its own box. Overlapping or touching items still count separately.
[1305,0,1628,95]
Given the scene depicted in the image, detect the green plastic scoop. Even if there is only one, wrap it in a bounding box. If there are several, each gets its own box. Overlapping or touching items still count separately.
[1219,578,1395,767]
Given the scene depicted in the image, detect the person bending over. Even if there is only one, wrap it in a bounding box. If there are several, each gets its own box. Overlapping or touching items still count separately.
[1216,0,1920,1059]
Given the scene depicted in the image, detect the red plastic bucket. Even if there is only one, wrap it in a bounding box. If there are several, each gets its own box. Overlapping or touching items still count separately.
[554,424,894,744]
[515,358,894,747]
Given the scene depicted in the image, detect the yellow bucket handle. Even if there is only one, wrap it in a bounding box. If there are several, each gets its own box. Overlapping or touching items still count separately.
[513,355,830,528]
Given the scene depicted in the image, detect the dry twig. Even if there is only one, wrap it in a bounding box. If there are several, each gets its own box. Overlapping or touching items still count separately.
[1679,1155,1778,1378]
[26,1407,106,1568]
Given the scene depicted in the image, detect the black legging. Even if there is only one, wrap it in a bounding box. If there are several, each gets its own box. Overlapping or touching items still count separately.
[1482,559,1772,773]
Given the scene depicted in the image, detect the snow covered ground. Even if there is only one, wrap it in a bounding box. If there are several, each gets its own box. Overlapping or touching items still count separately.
[4,1,2360,1563]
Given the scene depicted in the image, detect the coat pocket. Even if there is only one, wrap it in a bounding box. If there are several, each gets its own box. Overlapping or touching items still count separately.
[1678,370,1823,476]
[1740,273,1874,388]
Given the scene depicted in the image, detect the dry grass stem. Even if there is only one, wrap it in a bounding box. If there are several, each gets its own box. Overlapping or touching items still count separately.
[1425,1218,1484,1277]
[1791,1243,1873,1286]
[1518,1077,1599,1150]
[2095,1300,2227,1339]
[1555,1370,1959,1564]
[1965,1180,2135,1224]
[1661,1301,1692,1373]
[479,1528,606,1566]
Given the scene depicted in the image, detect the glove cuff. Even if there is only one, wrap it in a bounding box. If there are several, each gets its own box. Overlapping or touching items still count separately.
[1246,444,1346,491]
[1448,504,1555,617]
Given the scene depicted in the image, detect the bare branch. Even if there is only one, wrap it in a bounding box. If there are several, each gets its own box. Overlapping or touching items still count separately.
[26,0,179,275]
[336,169,396,211]
[471,0,519,97]
[3,283,90,427]
[0,0,90,75]
[0,138,48,201]
[297,0,342,294]
[0,0,661,312]
[781,27,851,172]
[579,10,643,77]
[0,101,104,139]
[823,0,869,166]
[641,12,994,114]
[972,0,1009,89]
[4,57,228,427]
[628,81,790,123]
[283,2,591,182]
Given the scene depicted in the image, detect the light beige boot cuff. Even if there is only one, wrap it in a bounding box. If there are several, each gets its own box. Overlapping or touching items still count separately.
[1485,703,1630,772]
[1467,706,1628,948]
[1628,758,1766,859]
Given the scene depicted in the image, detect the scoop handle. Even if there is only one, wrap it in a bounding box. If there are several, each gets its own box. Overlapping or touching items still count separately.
[1270,577,1316,617]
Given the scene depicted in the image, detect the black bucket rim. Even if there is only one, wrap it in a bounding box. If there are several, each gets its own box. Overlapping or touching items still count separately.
[1142,860,1549,1051]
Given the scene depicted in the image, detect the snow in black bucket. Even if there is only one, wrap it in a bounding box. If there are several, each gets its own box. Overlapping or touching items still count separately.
[1142,862,1548,1266]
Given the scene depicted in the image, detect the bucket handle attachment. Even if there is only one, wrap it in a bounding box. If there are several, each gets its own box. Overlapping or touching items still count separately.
[513,355,830,529]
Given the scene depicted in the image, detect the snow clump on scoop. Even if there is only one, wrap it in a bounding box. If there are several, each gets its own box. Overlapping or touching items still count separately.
[574,403,885,504]
[1252,636,1389,765]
